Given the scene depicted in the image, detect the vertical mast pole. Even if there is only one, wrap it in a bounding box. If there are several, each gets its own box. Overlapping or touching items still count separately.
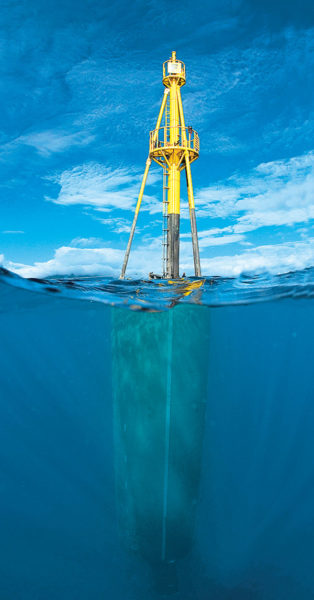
[167,51,180,279]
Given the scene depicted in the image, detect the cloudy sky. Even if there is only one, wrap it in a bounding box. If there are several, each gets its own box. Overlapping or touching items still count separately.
[1,0,314,278]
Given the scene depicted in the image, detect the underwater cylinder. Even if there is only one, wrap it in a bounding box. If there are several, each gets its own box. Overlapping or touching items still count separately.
[112,304,210,593]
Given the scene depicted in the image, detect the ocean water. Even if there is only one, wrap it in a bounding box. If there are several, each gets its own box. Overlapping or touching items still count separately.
[0,266,314,599]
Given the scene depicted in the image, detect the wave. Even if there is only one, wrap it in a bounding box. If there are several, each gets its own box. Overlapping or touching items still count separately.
[1,265,314,310]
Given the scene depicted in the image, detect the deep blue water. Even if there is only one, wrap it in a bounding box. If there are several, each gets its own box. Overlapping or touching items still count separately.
[0,266,314,599]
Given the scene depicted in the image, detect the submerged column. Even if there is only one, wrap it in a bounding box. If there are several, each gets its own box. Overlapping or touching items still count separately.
[112,304,210,594]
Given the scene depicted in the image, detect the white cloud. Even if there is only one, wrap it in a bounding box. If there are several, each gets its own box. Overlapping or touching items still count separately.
[0,130,95,159]
[182,226,244,247]
[199,233,244,248]
[100,217,132,233]
[46,163,158,211]
[70,237,106,247]
[2,230,24,234]
[196,151,314,235]
[5,237,314,280]
[6,246,124,278]
[18,129,95,156]
[183,27,314,158]
[4,240,162,279]
[198,239,314,277]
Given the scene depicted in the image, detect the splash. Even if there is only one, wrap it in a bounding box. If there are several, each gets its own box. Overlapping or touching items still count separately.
[1,265,314,310]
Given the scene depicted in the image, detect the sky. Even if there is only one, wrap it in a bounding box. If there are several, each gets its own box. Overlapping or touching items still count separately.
[1,0,314,278]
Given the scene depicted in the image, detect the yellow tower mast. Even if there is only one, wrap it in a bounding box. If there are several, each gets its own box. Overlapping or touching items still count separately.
[120,51,201,279]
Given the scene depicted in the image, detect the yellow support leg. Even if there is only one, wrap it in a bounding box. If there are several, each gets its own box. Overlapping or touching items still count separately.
[177,88,201,277]
[185,152,201,276]
[120,91,168,279]
[120,158,151,279]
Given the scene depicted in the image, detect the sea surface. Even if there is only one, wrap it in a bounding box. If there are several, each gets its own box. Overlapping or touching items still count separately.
[0,266,314,599]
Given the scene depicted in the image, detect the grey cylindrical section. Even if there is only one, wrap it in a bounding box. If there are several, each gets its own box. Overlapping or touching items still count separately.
[120,216,138,279]
[167,214,180,278]
[190,208,201,277]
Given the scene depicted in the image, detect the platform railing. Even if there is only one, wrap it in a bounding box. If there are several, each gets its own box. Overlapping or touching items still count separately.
[149,126,199,154]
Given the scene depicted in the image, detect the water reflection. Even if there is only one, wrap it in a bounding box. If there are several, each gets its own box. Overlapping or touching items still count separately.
[112,305,210,594]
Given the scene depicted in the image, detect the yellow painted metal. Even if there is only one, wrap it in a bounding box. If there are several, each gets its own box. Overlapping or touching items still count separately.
[149,126,199,163]
[152,90,169,145]
[120,51,201,278]
[162,51,186,88]
[150,50,198,168]
[168,163,180,215]
[135,158,151,215]
[167,79,180,215]
[120,157,151,278]
[185,157,195,210]
[169,84,179,145]
[177,88,195,210]
[176,87,187,132]
[167,278,205,295]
